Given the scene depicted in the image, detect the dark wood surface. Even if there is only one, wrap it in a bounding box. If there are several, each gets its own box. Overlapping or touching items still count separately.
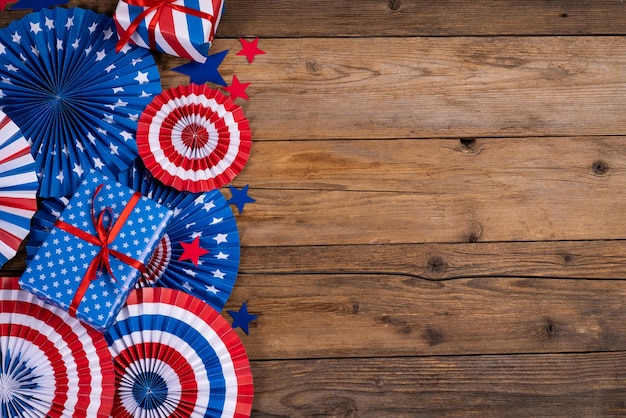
[3,1,626,416]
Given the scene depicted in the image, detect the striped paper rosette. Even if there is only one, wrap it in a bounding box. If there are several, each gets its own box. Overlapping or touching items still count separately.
[0,7,161,198]
[137,84,252,193]
[28,162,241,312]
[0,277,114,417]
[105,287,254,417]
[0,111,38,268]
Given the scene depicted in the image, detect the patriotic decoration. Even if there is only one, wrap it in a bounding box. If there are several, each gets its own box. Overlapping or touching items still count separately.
[105,286,254,417]
[0,276,115,417]
[20,171,174,331]
[137,84,252,193]
[0,111,38,268]
[28,160,242,312]
[114,0,224,63]
[0,7,161,198]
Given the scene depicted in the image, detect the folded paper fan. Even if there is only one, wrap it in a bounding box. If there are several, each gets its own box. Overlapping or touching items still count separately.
[105,287,254,417]
[0,277,114,417]
[0,7,161,198]
[0,111,38,268]
[137,84,252,192]
[27,163,241,312]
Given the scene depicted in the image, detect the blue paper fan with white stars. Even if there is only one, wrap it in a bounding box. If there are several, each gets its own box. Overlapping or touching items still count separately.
[0,7,161,198]
[27,163,241,312]
[118,161,242,312]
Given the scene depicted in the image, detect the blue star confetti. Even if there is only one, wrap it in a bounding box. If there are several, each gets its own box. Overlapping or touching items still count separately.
[172,50,229,86]
[11,0,68,11]
[227,184,256,214]
[227,302,258,335]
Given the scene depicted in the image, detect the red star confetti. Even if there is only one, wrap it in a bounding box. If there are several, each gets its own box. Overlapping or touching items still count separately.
[236,37,265,64]
[223,75,250,101]
[178,236,209,266]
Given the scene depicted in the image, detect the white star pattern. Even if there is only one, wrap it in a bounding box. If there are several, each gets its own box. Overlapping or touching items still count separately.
[134,71,149,84]
[11,32,21,44]
[213,233,228,244]
[29,22,42,35]
[20,172,172,330]
[45,17,54,30]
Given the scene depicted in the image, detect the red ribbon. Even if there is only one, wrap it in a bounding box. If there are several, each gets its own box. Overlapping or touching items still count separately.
[54,184,146,318]
[116,0,215,53]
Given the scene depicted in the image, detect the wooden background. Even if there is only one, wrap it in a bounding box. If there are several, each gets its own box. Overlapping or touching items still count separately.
[3,0,626,416]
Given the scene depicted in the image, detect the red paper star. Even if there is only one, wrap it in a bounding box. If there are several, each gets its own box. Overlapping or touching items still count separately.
[178,236,209,266]
[236,37,265,64]
[223,75,250,101]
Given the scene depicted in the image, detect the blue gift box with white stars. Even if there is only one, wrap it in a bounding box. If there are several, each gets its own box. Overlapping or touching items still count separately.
[20,171,173,332]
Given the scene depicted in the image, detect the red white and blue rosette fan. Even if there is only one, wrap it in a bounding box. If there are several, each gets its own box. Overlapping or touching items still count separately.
[0,277,114,417]
[137,84,252,193]
[0,111,38,268]
[26,161,241,312]
[105,287,254,417]
[0,7,161,198]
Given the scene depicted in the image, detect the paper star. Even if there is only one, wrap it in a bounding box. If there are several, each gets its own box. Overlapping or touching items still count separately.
[227,184,256,214]
[172,49,228,86]
[11,0,68,10]
[236,37,265,64]
[227,302,258,335]
[178,236,209,266]
[222,75,250,101]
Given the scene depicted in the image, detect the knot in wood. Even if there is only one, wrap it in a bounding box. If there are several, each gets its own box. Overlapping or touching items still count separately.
[426,256,447,275]
[591,160,610,176]
[388,0,401,11]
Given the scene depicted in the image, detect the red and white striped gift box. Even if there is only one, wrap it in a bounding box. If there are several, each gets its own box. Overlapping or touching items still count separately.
[114,0,224,63]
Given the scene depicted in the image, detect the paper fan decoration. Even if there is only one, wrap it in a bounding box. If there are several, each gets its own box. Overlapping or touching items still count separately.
[137,83,252,193]
[0,7,161,198]
[105,287,254,417]
[0,111,38,268]
[0,277,114,417]
[27,162,241,312]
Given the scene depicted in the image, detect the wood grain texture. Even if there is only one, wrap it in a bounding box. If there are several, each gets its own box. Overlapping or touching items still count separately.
[250,353,626,417]
[2,1,626,416]
[225,274,626,359]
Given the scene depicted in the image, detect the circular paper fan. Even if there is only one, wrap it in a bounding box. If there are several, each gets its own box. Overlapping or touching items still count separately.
[137,83,252,193]
[0,7,161,198]
[0,111,38,268]
[27,162,241,312]
[105,287,254,418]
[0,277,114,417]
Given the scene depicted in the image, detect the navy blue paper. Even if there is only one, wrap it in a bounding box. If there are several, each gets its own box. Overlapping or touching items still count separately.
[0,7,161,198]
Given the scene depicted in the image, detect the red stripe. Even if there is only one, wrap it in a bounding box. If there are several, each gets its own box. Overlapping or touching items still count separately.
[0,115,10,130]
[0,227,24,253]
[0,145,31,166]
[0,196,37,211]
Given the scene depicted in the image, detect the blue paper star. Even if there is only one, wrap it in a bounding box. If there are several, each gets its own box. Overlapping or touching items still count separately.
[227,184,256,214]
[227,302,258,335]
[171,50,229,86]
[11,0,68,10]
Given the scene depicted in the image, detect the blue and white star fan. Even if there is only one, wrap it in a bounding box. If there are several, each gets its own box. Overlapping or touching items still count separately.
[0,7,161,198]
[0,111,38,268]
[118,161,241,312]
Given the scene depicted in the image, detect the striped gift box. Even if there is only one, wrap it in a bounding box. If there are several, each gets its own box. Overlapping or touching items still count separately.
[114,0,224,63]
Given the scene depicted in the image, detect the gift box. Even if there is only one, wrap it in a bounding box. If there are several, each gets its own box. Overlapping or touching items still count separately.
[20,171,173,332]
[114,0,224,63]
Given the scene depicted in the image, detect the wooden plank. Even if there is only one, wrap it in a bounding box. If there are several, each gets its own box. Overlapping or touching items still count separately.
[218,0,626,37]
[5,1,626,37]
[250,353,626,416]
[163,36,626,140]
[239,241,626,280]
[225,275,626,360]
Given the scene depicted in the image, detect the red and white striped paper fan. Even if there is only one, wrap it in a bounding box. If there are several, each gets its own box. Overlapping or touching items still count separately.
[137,84,252,193]
[106,287,254,417]
[0,111,38,268]
[0,277,114,417]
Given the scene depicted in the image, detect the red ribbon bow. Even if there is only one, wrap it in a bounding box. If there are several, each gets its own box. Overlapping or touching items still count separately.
[116,0,215,53]
[54,184,146,318]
